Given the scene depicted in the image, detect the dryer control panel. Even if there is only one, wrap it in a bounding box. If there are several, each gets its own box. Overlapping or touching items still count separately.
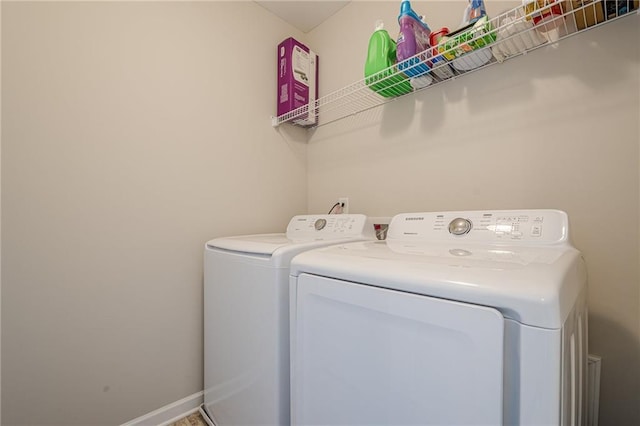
[387,209,569,244]
[286,214,373,240]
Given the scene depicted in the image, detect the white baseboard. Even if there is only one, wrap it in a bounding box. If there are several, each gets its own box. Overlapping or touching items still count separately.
[121,391,204,426]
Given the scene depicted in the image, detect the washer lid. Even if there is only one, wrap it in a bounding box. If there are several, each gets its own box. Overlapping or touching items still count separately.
[206,214,381,256]
[207,233,293,255]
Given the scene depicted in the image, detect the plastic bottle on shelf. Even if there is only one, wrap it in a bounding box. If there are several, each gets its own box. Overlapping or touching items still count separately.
[491,7,545,62]
[463,0,487,25]
[364,20,413,98]
[428,28,455,80]
[522,0,565,43]
[396,0,431,80]
[409,15,434,89]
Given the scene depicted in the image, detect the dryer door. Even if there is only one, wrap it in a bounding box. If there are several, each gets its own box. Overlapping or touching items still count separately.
[291,274,505,426]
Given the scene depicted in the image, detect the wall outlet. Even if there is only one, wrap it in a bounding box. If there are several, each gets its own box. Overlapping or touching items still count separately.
[338,197,349,214]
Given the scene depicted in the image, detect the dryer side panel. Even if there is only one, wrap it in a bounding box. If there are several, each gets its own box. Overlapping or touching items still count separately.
[291,274,505,426]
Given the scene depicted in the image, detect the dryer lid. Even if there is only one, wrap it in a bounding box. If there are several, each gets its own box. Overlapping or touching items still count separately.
[290,209,586,329]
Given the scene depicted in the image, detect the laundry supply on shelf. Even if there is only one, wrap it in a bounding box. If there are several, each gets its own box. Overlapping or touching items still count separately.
[568,0,605,30]
[491,7,546,62]
[396,0,432,83]
[437,15,496,71]
[603,0,639,19]
[277,37,318,126]
[522,0,566,43]
[463,0,488,25]
[428,28,456,80]
[364,20,413,98]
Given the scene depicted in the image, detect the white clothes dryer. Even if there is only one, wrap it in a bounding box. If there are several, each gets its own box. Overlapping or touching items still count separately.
[202,214,384,426]
[289,209,588,426]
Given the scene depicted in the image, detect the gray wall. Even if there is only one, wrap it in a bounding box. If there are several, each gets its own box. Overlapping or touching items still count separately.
[1,2,307,424]
[306,2,639,425]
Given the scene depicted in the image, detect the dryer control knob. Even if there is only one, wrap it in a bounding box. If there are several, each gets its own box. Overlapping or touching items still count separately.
[449,218,472,235]
[314,218,327,230]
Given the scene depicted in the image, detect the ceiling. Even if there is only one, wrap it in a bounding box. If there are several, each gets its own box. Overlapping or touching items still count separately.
[255,1,351,33]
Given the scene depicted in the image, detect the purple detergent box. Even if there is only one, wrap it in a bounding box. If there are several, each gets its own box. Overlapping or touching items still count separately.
[277,37,318,126]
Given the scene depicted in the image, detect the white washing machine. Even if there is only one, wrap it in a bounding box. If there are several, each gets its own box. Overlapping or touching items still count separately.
[289,209,588,426]
[202,214,384,426]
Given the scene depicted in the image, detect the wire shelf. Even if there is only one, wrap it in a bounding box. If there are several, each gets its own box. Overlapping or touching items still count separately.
[272,0,638,129]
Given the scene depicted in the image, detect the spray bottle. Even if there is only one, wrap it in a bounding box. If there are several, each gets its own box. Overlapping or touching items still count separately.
[463,0,487,25]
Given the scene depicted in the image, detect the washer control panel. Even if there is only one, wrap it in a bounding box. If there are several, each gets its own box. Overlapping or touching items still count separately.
[388,210,568,244]
[286,214,371,240]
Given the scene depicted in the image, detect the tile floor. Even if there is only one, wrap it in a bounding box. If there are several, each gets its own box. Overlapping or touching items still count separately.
[168,412,208,426]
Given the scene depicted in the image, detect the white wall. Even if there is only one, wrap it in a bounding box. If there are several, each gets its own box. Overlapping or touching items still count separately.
[1,2,307,425]
[306,1,640,425]
[0,1,3,422]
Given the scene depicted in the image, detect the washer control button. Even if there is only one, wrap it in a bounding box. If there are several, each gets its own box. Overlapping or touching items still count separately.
[448,218,472,235]
[314,218,327,231]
